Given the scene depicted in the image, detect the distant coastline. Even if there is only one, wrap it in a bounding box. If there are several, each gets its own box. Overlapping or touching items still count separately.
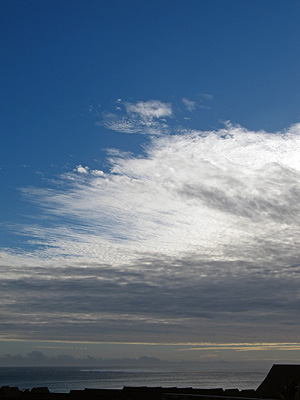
[0,351,269,370]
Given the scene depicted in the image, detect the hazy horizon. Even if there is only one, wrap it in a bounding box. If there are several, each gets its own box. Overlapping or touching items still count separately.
[0,350,274,372]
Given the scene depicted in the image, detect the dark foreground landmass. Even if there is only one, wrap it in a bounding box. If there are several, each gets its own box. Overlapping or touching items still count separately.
[1,365,300,400]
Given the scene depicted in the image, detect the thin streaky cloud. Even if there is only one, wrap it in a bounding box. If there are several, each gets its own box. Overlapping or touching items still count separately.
[1,339,299,349]
[178,344,300,352]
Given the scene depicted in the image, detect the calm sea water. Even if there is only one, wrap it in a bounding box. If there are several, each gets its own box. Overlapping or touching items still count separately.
[0,367,267,393]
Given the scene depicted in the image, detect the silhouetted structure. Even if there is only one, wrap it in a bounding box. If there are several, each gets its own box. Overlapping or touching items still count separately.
[256,364,300,399]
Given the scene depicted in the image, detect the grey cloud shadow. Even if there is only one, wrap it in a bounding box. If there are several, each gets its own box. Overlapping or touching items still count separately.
[1,249,300,341]
[179,163,300,224]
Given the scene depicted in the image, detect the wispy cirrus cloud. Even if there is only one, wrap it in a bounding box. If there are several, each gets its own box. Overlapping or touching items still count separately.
[100,99,172,135]
[182,97,196,112]
[200,93,214,101]
[1,100,300,345]
[125,100,172,119]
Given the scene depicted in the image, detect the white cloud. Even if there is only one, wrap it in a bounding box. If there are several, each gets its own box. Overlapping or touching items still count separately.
[91,169,104,176]
[19,124,300,266]
[75,165,89,174]
[2,112,300,343]
[74,165,104,176]
[125,100,172,119]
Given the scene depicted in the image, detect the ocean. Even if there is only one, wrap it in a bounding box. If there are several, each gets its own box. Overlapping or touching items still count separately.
[0,367,267,393]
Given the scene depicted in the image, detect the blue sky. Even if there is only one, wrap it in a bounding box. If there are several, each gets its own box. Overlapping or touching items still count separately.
[1,0,300,365]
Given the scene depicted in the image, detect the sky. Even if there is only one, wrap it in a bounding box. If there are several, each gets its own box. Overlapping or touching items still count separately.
[1,0,300,366]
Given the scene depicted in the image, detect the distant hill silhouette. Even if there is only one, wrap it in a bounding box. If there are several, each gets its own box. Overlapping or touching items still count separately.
[0,351,167,367]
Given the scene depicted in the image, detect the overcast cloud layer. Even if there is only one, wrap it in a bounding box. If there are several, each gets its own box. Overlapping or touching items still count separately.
[1,99,300,344]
